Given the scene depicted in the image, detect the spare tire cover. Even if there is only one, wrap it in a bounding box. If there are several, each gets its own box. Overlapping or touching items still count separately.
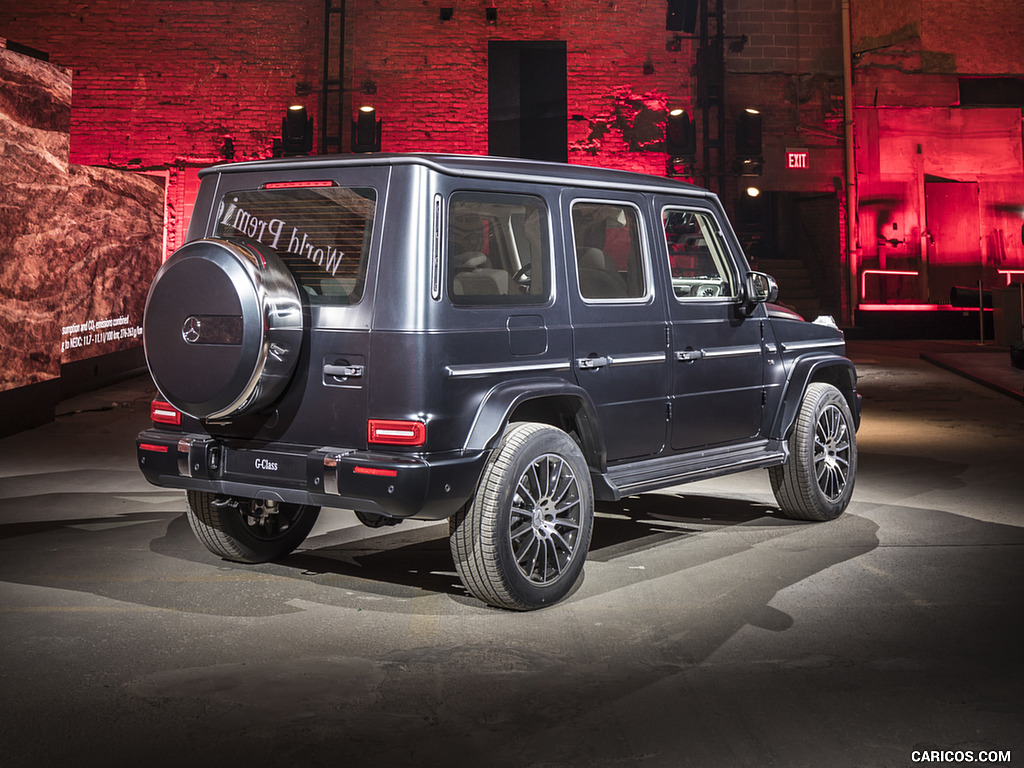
[144,238,303,420]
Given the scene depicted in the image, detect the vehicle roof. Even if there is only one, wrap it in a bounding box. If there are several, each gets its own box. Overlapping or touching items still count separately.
[202,152,713,199]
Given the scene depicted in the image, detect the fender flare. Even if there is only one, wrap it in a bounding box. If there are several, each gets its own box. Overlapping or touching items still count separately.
[770,354,860,440]
[463,377,607,471]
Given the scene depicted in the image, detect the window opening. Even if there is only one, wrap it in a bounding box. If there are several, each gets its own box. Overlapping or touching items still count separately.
[447,192,550,305]
[662,208,738,299]
[571,202,648,300]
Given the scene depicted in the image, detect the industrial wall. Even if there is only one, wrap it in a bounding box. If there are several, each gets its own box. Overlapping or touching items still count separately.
[0,1,324,167]
[346,1,695,176]
[849,0,1024,308]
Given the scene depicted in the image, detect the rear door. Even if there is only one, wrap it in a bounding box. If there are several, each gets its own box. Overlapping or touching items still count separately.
[563,193,670,462]
[657,199,765,451]
[207,168,385,446]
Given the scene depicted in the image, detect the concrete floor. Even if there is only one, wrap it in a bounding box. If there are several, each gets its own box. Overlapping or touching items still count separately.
[1,342,1022,768]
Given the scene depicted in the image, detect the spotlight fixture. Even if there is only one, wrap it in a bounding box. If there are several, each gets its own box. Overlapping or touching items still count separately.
[352,105,382,153]
[440,7,453,20]
[735,107,763,176]
[739,186,765,226]
[665,107,697,178]
[280,104,313,156]
[486,6,497,22]
[736,107,762,153]
[665,108,696,156]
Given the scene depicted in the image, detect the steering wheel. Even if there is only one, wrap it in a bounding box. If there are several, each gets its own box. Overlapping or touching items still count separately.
[694,282,721,297]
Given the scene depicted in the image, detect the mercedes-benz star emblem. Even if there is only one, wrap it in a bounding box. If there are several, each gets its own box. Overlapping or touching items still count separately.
[182,316,202,344]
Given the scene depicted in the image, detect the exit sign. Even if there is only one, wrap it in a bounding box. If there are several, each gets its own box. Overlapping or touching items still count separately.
[786,149,809,169]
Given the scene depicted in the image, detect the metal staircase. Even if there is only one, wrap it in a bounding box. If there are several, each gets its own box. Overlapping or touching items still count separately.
[766,258,822,320]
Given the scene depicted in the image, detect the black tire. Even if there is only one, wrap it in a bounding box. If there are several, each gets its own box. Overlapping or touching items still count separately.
[185,490,320,563]
[449,422,594,610]
[769,382,857,521]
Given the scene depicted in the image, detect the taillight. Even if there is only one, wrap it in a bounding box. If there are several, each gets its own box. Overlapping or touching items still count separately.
[367,419,426,447]
[151,400,182,426]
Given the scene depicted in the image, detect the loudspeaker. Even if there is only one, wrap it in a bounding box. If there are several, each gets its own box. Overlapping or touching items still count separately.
[666,0,698,33]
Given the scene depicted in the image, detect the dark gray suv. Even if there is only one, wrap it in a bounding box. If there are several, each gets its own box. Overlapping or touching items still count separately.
[137,153,860,610]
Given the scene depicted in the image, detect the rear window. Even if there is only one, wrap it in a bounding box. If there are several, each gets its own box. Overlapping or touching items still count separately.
[213,185,376,305]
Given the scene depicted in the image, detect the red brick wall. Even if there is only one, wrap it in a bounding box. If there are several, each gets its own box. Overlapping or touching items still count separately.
[347,1,696,175]
[725,0,843,76]
[0,1,324,166]
[852,0,1024,73]
[1,1,699,174]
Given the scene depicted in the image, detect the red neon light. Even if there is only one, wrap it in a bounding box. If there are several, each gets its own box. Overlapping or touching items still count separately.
[353,466,399,477]
[139,443,169,453]
[860,269,919,297]
[150,400,181,426]
[263,180,335,189]
[858,303,993,312]
[997,270,1024,285]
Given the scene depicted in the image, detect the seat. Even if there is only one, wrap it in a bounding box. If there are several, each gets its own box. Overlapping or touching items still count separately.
[577,247,629,299]
[451,251,510,296]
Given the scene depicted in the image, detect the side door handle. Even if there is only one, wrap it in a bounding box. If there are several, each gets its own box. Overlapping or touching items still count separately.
[675,349,704,362]
[324,363,364,378]
[576,356,609,370]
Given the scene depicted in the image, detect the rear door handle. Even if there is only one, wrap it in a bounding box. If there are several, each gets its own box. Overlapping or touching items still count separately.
[576,356,609,370]
[324,364,364,378]
[675,349,704,362]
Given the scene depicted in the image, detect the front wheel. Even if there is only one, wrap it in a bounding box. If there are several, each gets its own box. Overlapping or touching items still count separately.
[449,422,594,610]
[185,490,320,563]
[769,382,857,521]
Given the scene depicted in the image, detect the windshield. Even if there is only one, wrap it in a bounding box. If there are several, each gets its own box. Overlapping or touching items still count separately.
[213,185,376,305]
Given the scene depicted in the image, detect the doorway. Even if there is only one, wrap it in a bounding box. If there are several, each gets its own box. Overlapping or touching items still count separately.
[488,41,567,162]
[924,180,981,303]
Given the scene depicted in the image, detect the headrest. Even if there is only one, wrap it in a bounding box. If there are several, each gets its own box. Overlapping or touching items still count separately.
[453,251,488,270]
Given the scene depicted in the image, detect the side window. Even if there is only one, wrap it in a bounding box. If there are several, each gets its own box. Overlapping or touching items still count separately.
[447,192,550,305]
[571,202,648,300]
[662,208,738,299]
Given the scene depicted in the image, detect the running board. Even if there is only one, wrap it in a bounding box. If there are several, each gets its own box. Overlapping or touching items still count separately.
[592,439,787,501]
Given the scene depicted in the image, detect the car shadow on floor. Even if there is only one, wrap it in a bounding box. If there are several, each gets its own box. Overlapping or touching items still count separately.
[256,492,800,602]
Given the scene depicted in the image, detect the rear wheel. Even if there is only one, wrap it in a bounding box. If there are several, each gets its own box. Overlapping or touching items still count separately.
[450,422,594,610]
[185,490,320,563]
[769,382,857,521]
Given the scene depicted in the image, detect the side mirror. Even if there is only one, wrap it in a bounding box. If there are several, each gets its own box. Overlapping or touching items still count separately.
[744,271,779,308]
[741,272,778,313]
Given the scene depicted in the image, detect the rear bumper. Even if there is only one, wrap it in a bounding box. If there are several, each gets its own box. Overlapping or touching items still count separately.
[137,429,487,520]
